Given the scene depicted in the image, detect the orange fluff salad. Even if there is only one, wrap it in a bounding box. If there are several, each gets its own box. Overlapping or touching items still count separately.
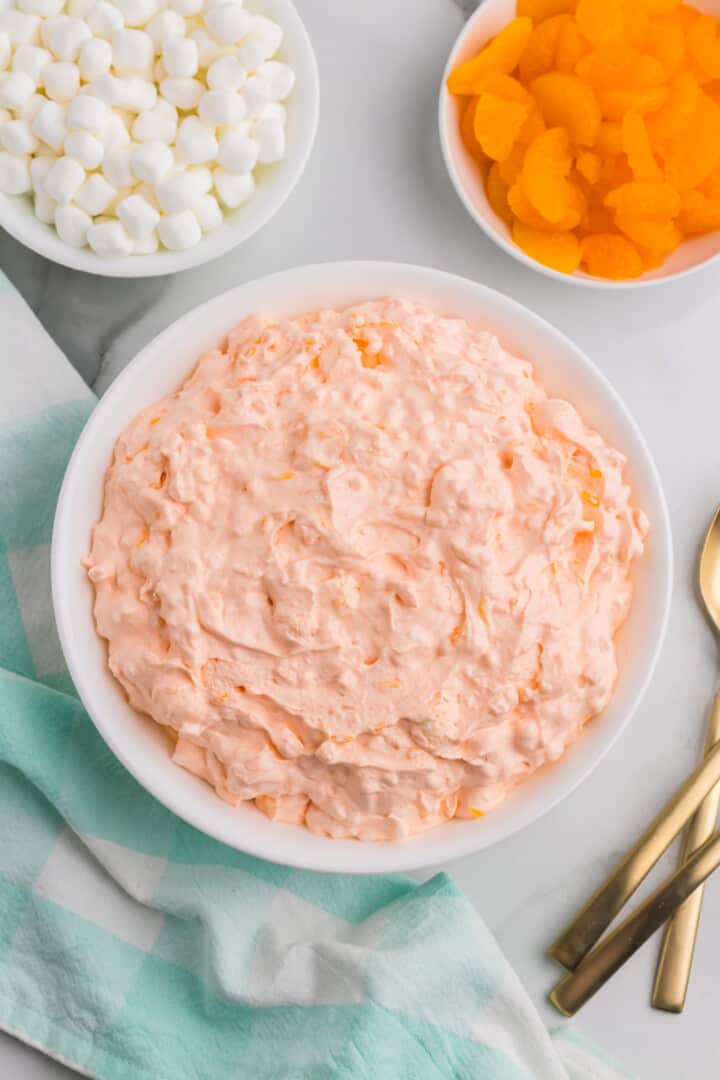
[447,0,720,279]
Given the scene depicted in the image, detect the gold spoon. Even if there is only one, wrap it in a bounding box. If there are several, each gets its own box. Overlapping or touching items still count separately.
[652,508,720,1012]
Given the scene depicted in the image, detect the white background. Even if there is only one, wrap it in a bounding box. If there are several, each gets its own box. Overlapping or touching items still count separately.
[1,0,720,1075]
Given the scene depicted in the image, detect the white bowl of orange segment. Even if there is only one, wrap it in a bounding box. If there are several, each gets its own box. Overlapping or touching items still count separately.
[439,0,720,286]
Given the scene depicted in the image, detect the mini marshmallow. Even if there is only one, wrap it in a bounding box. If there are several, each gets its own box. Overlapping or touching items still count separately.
[0,150,30,192]
[0,31,9,71]
[43,16,91,61]
[198,89,245,126]
[131,97,176,142]
[160,76,202,110]
[75,171,117,213]
[155,164,210,210]
[87,218,133,255]
[175,115,217,163]
[259,100,286,125]
[19,0,65,16]
[189,27,227,68]
[253,115,284,163]
[86,1,124,40]
[43,61,80,102]
[31,99,66,149]
[132,228,158,253]
[34,190,56,221]
[16,90,45,122]
[0,118,38,154]
[217,127,256,173]
[101,110,130,148]
[55,202,91,246]
[158,208,201,249]
[78,37,112,80]
[193,191,222,231]
[112,28,153,72]
[207,54,245,91]
[29,152,54,190]
[114,0,158,28]
[130,138,172,182]
[12,44,51,82]
[0,72,36,109]
[116,191,159,235]
[117,75,157,112]
[67,93,109,132]
[0,12,41,48]
[255,60,295,101]
[168,0,203,16]
[236,25,281,70]
[146,10,185,50]
[163,35,197,77]
[102,143,134,185]
[43,153,85,203]
[204,3,250,46]
[65,128,104,168]
[86,72,124,104]
[213,166,253,207]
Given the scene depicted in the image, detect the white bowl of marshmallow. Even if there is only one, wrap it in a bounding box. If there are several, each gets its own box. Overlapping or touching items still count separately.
[0,0,318,275]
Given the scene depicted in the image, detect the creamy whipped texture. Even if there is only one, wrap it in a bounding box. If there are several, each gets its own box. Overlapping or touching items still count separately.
[87,299,648,841]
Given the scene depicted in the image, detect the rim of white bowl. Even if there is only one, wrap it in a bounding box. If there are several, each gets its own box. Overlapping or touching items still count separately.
[438,0,720,290]
[0,0,319,278]
[52,261,673,873]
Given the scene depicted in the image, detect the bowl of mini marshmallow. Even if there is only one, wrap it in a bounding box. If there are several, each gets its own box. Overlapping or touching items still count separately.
[0,0,319,275]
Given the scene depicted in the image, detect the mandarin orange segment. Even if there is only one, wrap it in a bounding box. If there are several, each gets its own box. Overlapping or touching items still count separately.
[576,0,624,49]
[522,126,573,221]
[576,44,639,91]
[513,221,582,271]
[486,163,514,223]
[614,214,683,253]
[595,120,623,157]
[473,93,530,161]
[518,15,570,83]
[508,178,584,229]
[474,72,534,105]
[638,0,680,12]
[580,233,644,277]
[622,110,663,181]
[598,87,669,120]
[447,17,533,95]
[460,97,485,161]
[664,90,720,188]
[517,0,577,20]
[531,72,601,145]
[604,180,681,218]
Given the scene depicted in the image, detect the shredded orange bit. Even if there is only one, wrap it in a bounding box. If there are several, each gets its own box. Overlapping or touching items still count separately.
[450,624,464,645]
[383,678,401,689]
[447,0,720,279]
[149,416,162,425]
[308,355,320,369]
[589,467,603,478]
[363,656,378,666]
[581,489,600,506]
[470,807,485,819]
[135,527,149,548]
[275,471,296,481]
[477,602,489,624]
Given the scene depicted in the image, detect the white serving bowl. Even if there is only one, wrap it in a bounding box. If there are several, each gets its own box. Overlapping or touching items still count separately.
[52,261,672,873]
[0,0,319,278]
[439,0,720,289]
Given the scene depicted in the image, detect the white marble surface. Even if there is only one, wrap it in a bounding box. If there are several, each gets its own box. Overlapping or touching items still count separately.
[2,0,720,1076]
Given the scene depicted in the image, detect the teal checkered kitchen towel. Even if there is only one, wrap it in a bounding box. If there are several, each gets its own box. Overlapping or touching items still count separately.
[0,270,626,1080]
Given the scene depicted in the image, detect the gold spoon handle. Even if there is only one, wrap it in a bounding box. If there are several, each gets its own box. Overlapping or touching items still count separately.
[549,738,720,970]
[651,692,720,1012]
[549,829,720,1017]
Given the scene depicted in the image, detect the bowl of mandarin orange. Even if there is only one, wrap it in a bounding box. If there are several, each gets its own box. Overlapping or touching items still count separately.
[439,0,720,285]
